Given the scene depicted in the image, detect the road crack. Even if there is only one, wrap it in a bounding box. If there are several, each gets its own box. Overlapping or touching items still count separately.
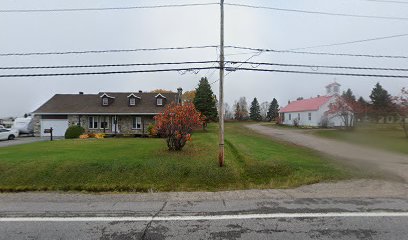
[141,201,167,240]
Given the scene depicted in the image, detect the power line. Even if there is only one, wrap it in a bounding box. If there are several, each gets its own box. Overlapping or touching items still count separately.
[0,61,219,70]
[0,67,219,78]
[356,0,408,4]
[225,3,408,21]
[227,67,408,78]
[0,3,218,13]
[227,46,408,59]
[2,65,408,78]
[228,61,408,71]
[0,45,218,57]
[287,33,408,51]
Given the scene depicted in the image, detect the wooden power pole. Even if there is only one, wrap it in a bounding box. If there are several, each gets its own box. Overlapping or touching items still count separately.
[218,0,225,167]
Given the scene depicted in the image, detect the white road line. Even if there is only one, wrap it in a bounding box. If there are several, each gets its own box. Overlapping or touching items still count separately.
[1,212,408,222]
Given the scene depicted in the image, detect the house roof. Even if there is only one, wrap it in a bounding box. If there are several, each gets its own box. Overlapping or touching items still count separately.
[279,96,332,113]
[33,92,178,115]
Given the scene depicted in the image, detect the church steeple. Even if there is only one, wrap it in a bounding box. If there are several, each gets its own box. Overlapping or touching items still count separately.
[325,82,341,96]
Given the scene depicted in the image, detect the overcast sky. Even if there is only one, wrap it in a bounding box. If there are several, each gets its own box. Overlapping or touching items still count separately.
[1,0,407,118]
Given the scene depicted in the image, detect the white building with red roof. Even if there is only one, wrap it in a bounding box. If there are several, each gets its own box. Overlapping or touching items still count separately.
[279,82,346,127]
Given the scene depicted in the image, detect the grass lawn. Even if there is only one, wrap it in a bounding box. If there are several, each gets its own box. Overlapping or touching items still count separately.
[313,124,408,155]
[0,123,355,192]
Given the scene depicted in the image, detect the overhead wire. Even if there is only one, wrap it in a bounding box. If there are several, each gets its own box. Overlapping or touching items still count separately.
[224,3,408,21]
[0,3,219,13]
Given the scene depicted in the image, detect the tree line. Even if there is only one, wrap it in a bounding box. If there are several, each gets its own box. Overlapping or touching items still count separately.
[329,82,408,137]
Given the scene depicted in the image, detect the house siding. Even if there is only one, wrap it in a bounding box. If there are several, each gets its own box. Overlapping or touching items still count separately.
[281,97,353,127]
[33,114,155,136]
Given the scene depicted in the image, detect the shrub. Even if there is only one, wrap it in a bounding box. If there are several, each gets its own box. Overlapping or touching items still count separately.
[64,125,85,139]
[95,133,105,139]
[293,118,299,127]
[79,134,89,139]
[147,123,157,137]
[276,116,283,125]
[154,103,204,151]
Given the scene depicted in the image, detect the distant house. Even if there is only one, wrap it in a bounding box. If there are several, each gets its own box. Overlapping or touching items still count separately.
[0,117,14,128]
[32,88,182,137]
[279,83,351,127]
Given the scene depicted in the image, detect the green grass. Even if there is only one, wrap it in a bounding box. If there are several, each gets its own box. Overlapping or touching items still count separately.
[0,123,354,192]
[313,124,408,155]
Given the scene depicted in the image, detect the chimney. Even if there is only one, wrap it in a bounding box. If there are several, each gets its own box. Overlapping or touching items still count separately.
[138,90,143,93]
[79,92,84,95]
[288,100,291,104]
[177,87,183,104]
[317,95,320,98]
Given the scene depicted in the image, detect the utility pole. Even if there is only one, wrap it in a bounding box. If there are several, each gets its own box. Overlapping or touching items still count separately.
[218,0,225,167]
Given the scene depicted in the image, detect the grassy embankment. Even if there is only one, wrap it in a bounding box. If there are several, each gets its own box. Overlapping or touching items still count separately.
[313,124,408,155]
[0,123,354,192]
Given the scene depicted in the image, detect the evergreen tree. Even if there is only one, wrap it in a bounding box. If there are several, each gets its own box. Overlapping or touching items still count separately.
[234,102,241,120]
[369,82,393,118]
[357,96,368,106]
[357,96,369,120]
[193,77,218,123]
[249,98,262,121]
[267,98,280,121]
[238,97,249,120]
[342,88,356,102]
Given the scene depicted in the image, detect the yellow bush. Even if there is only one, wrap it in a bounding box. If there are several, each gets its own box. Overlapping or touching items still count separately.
[79,134,89,139]
[95,133,105,139]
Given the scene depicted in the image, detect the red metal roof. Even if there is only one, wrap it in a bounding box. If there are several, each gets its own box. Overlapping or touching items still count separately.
[279,96,332,113]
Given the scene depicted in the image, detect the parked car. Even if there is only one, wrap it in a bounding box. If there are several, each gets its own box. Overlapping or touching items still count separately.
[0,128,19,140]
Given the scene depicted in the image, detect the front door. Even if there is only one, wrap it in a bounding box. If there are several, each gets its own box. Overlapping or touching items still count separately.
[112,116,120,133]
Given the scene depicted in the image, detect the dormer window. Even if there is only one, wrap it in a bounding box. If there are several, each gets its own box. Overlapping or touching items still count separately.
[100,93,115,106]
[129,98,136,106]
[127,93,141,107]
[157,98,163,106]
[155,93,166,106]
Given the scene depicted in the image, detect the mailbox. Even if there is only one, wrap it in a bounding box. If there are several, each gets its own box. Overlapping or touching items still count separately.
[44,127,53,141]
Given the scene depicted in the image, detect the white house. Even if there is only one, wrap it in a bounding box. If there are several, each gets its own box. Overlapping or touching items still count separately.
[279,82,352,127]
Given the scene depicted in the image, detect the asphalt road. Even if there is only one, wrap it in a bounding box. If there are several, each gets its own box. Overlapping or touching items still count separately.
[1,186,408,240]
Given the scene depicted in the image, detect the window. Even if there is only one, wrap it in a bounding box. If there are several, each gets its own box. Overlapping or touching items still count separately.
[100,117,109,129]
[308,112,312,121]
[289,114,291,121]
[89,116,99,129]
[157,98,163,106]
[102,98,108,106]
[132,117,142,129]
[129,98,136,106]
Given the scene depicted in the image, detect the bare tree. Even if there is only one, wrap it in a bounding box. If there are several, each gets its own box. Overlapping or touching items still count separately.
[224,103,234,120]
[260,101,269,121]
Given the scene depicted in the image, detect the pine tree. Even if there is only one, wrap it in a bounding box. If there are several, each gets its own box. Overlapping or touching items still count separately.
[342,88,356,102]
[267,98,279,121]
[234,102,241,120]
[357,96,367,106]
[369,82,393,118]
[193,77,218,124]
[249,98,262,121]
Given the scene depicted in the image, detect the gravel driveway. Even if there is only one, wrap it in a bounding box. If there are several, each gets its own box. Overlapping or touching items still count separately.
[247,124,408,183]
[0,137,50,148]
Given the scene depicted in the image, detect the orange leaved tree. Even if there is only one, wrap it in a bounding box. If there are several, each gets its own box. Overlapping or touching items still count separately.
[154,103,204,151]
